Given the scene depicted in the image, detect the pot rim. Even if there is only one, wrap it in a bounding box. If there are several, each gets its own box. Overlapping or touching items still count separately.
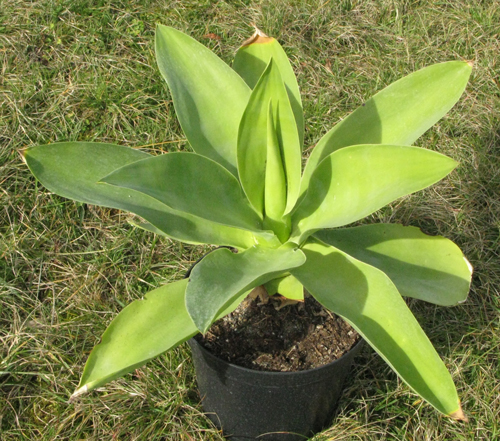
[188,335,364,379]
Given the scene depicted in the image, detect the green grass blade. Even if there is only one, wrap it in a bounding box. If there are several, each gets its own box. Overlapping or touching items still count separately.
[291,145,457,243]
[186,244,306,333]
[291,238,465,419]
[23,142,265,248]
[233,28,304,147]
[155,25,251,175]
[101,152,262,231]
[315,224,473,306]
[301,61,472,195]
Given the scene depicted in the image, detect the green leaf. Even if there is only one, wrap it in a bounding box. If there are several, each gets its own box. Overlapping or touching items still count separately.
[264,274,304,301]
[263,102,288,241]
[23,142,269,249]
[301,61,472,195]
[233,28,304,147]
[72,279,249,397]
[291,145,457,243]
[127,220,168,237]
[155,25,251,175]
[101,152,262,231]
[315,224,472,306]
[72,279,194,396]
[291,238,464,418]
[186,243,306,333]
[237,59,301,216]
[24,141,150,201]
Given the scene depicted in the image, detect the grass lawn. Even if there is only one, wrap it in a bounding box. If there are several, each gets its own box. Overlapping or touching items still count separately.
[1,0,499,439]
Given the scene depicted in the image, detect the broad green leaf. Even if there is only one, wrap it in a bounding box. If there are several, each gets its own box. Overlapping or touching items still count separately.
[291,145,457,243]
[186,243,306,333]
[233,28,304,147]
[72,279,250,397]
[264,274,304,301]
[72,279,194,396]
[24,141,150,202]
[291,238,465,419]
[155,25,251,175]
[301,61,472,195]
[237,59,301,216]
[101,152,262,231]
[23,142,269,249]
[315,224,472,306]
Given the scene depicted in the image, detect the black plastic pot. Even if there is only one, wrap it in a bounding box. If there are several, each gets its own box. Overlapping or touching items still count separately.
[188,337,363,441]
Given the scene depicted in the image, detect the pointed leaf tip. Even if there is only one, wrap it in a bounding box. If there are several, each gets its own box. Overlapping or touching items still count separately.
[19,149,28,164]
[449,404,468,422]
[241,25,273,46]
[69,384,88,401]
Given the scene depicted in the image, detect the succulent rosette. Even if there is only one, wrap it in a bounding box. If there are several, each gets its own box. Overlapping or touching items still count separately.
[24,25,472,419]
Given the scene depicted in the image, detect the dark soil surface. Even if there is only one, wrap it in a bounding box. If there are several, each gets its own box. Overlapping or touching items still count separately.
[196,291,360,372]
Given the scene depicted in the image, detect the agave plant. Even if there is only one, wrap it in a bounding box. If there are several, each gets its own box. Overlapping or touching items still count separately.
[23,25,473,420]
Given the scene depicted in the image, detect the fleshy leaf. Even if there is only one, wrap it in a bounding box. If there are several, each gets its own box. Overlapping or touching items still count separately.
[155,25,251,175]
[24,141,150,202]
[263,102,289,241]
[301,61,472,195]
[291,238,464,417]
[233,26,304,147]
[291,144,457,243]
[237,59,301,216]
[186,244,306,333]
[315,224,472,306]
[127,220,168,237]
[23,142,268,249]
[101,152,262,231]
[72,279,249,397]
[264,274,304,301]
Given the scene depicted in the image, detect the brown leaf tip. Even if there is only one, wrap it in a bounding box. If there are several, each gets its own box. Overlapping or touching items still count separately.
[241,24,273,47]
[466,60,474,68]
[449,404,469,422]
[19,148,28,164]
[69,384,88,402]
